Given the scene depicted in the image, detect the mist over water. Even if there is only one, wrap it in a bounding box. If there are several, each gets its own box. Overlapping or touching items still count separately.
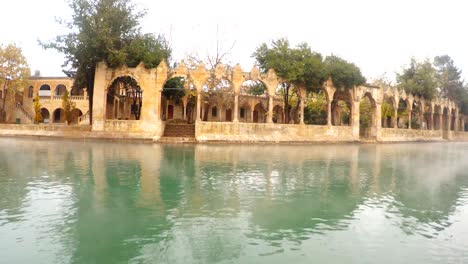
[0,138,468,263]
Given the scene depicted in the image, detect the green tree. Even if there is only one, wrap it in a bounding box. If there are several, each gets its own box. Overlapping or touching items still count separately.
[163,77,186,103]
[304,91,327,125]
[323,55,366,89]
[41,0,171,122]
[33,94,43,124]
[252,38,325,123]
[62,90,76,124]
[397,58,438,99]
[0,43,30,121]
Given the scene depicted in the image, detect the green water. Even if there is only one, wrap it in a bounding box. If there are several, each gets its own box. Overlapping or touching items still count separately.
[0,139,468,264]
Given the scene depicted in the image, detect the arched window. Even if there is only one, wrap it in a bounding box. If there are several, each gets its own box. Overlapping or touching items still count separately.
[28,86,34,98]
[39,84,51,97]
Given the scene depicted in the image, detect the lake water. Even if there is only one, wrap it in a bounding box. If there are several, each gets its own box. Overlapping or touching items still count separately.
[0,138,468,264]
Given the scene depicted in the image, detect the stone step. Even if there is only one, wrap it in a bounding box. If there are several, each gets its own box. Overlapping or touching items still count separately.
[159,137,196,143]
[163,124,195,137]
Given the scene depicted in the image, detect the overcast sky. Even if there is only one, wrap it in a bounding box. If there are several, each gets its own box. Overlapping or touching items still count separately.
[1,0,467,83]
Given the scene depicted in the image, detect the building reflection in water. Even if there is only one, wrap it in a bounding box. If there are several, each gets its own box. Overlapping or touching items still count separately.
[1,139,468,263]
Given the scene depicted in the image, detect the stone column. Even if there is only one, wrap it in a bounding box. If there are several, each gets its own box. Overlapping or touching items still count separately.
[299,96,305,125]
[393,108,398,128]
[439,114,443,131]
[183,102,187,121]
[374,103,382,139]
[454,113,459,132]
[408,110,412,129]
[251,109,254,123]
[431,112,435,130]
[196,92,201,121]
[327,100,332,126]
[447,114,452,130]
[233,93,239,122]
[155,90,162,122]
[267,95,273,123]
[351,100,360,140]
[462,117,465,131]
[91,62,108,131]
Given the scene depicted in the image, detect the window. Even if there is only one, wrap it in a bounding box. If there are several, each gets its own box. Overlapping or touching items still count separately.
[212,107,217,117]
[240,108,245,118]
[28,86,33,98]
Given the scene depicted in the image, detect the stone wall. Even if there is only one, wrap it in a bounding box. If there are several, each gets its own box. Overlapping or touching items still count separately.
[195,122,357,142]
[379,128,443,142]
[452,131,468,141]
[104,120,165,139]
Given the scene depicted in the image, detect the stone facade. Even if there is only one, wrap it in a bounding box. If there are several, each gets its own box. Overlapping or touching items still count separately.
[1,60,467,143]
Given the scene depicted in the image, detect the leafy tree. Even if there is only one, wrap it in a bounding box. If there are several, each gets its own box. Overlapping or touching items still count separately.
[359,97,373,128]
[246,81,267,96]
[434,55,464,100]
[0,43,30,121]
[33,94,43,124]
[397,58,438,99]
[163,77,186,103]
[252,38,325,123]
[62,90,76,124]
[304,91,327,125]
[323,55,366,89]
[41,0,171,122]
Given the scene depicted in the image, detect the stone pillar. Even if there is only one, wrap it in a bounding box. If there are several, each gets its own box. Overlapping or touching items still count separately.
[91,62,108,131]
[374,103,382,139]
[267,95,274,123]
[431,112,435,130]
[447,114,452,131]
[233,93,239,122]
[183,102,187,121]
[251,109,254,123]
[408,110,412,129]
[454,113,459,132]
[462,117,465,131]
[351,100,360,140]
[393,108,398,128]
[439,114,443,131]
[196,92,201,121]
[299,96,305,125]
[327,100,332,126]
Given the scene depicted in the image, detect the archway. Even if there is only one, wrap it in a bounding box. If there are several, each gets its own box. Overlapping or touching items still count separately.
[273,105,284,124]
[238,102,252,123]
[331,90,351,126]
[381,96,395,128]
[27,86,34,98]
[39,84,51,97]
[53,108,65,123]
[40,108,50,123]
[106,76,143,120]
[359,93,377,138]
[411,101,423,129]
[253,103,266,123]
[397,99,409,129]
[70,109,83,124]
[202,77,234,122]
[304,89,327,125]
[162,77,188,122]
[54,84,67,97]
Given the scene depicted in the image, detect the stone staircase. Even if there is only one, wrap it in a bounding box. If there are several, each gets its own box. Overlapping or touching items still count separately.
[15,102,33,124]
[160,123,196,143]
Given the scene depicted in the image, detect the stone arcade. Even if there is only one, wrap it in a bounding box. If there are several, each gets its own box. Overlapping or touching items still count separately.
[2,60,467,143]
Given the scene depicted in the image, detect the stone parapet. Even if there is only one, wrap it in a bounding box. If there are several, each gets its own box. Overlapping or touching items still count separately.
[195,122,357,143]
[379,128,443,142]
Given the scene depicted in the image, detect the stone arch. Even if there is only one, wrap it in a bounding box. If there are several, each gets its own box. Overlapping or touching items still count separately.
[28,86,34,98]
[442,107,449,130]
[106,75,143,120]
[253,102,267,123]
[397,98,410,129]
[381,95,396,128]
[304,88,328,125]
[359,92,377,138]
[162,76,188,122]
[39,84,51,97]
[331,90,352,126]
[201,76,234,122]
[54,84,67,96]
[273,104,284,124]
[70,108,83,124]
[40,108,50,123]
[238,100,252,123]
[53,108,65,123]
